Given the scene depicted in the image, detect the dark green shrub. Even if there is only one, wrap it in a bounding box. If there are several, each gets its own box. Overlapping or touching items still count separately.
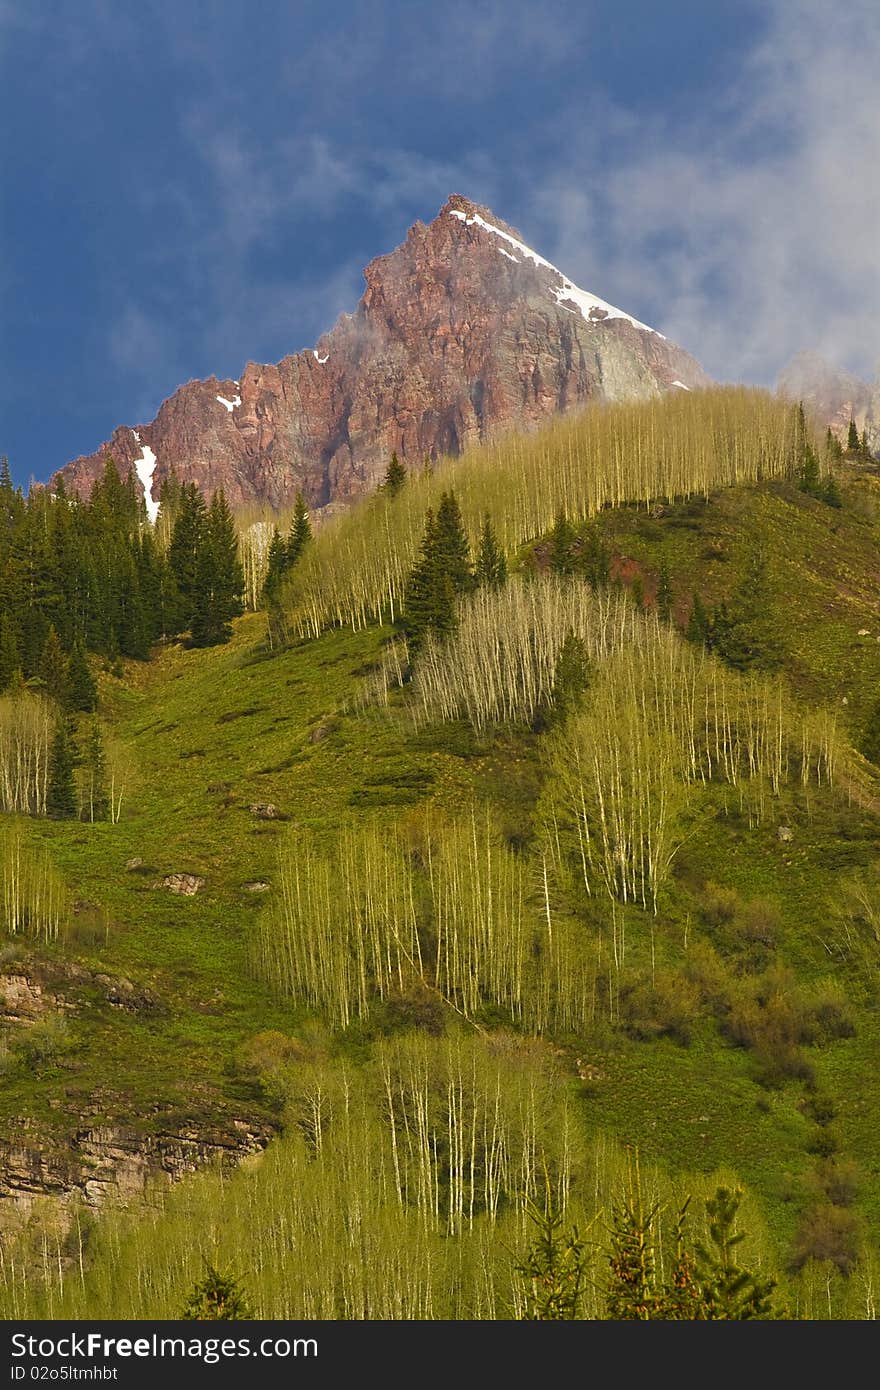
[700,883,740,929]
[810,1159,859,1208]
[790,1204,859,1275]
[805,1127,839,1158]
[619,969,701,1044]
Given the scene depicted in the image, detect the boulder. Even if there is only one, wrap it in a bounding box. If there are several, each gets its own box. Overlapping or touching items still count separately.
[162,873,204,896]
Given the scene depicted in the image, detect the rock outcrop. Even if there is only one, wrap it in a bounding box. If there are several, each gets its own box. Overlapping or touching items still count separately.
[0,1118,271,1221]
[54,194,710,514]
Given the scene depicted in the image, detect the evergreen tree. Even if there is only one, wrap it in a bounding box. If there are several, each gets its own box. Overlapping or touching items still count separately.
[820,473,843,508]
[692,1187,777,1320]
[39,626,69,706]
[547,632,593,726]
[859,697,880,765]
[434,491,473,594]
[286,492,312,569]
[66,638,98,712]
[549,509,575,575]
[381,451,407,498]
[847,418,860,454]
[860,428,871,461]
[826,427,844,461]
[631,575,645,610]
[46,720,77,820]
[189,491,244,647]
[262,527,287,606]
[604,1186,777,1321]
[515,1185,590,1320]
[605,1196,661,1319]
[798,440,821,495]
[403,509,455,654]
[656,560,674,622]
[661,1201,708,1321]
[475,513,507,590]
[706,546,782,671]
[686,592,710,646]
[580,524,610,590]
[181,1264,253,1320]
[0,613,20,692]
[168,484,208,630]
[82,718,109,822]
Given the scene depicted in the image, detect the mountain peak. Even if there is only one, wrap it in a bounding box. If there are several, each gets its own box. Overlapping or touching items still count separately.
[55,195,709,513]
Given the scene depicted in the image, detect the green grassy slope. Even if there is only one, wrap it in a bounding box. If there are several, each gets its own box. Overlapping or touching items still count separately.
[551,471,880,715]
[3,457,880,1317]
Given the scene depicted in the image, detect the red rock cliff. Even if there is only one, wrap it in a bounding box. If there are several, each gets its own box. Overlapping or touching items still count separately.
[55,194,711,513]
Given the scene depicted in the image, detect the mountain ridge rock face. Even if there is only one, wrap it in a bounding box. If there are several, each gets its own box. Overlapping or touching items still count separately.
[777,350,880,454]
[54,194,710,514]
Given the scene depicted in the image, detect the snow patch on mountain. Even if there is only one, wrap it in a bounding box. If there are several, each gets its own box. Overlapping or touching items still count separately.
[672,380,690,390]
[131,430,159,525]
[216,394,241,412]
[449,207,663,338]
[312,350,329,364]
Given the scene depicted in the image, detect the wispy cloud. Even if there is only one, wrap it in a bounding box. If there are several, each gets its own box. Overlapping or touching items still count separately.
[523,0,880,383]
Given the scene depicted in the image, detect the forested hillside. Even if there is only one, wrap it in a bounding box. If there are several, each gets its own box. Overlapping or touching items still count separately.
[2,389,880,1320]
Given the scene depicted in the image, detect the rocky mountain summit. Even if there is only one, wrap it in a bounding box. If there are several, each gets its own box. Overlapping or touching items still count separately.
[778,350,880,454]
[55,194,709,514]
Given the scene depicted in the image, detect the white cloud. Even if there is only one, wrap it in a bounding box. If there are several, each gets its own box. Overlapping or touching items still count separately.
[523,0,880,384]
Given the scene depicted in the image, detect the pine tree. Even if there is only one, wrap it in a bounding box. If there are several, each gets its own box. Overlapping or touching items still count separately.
[656,560,673,622]
[39,625,69,706]
[209,490,244,621]
[168,483,208,630]
[661,1201,708,1321]
[381,451,407,498]
[706,546,782,671]
[83,718,109,822]
[605,1195,661,1319]
[860,428,871,461]
[0,613,20,692]
[475,513,507,590]
[262,527,287,606]
[825,427,844,462]
[686,592,710,646]
[580,524,610,590]
[547,631,593,726]
[631,575,645,610]
[847,418,860,454]
[515,1185,590,1320]
[859,697,880,765]
[46,720,77,820]
[820,473,843,508]
[403,509,455,654]
[798,441,821,495]
[693,1188,777,1319]
[189,491,244,647]
[66,638,98,712]
[434,491,473,594]
[549,509,575,575]
[181,1264,253,1320]
[286,492,312,569]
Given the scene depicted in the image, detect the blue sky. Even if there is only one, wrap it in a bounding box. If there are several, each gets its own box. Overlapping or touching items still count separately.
[1,0,878,488]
